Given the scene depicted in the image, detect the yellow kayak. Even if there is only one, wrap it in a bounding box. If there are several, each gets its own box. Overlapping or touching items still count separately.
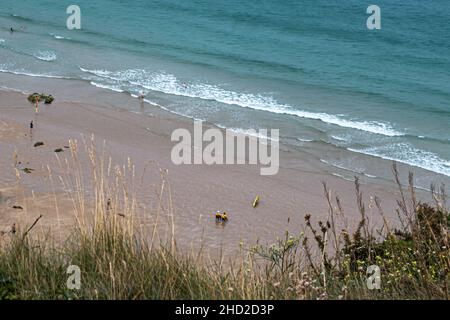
[252,195,260,208]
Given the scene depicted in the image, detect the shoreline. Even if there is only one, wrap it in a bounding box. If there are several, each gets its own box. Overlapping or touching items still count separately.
[1,70,448,188]
[0,73,445,255]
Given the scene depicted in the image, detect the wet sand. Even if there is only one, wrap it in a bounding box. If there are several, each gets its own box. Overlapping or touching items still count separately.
[0,74,440,256]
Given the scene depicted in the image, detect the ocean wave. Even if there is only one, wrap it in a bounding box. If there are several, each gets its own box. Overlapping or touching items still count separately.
[34,50,57,62]
[331,173,355,182]
[403,133,450,146]
[50,33,71,40]
[0,86,28,94]
[0,65,65,79]
[320,159,376,178]
[0,39,5,44]
[218,126,279,142]
[331,135,348,142]
[90,81,124,93]
[79,67,404,137]
[10,13,32,22]
[348,143,450,177]
[141,97,204,122]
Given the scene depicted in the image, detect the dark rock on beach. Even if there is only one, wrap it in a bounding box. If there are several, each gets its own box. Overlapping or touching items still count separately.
[22,168,34,174]
[44,95,54,104]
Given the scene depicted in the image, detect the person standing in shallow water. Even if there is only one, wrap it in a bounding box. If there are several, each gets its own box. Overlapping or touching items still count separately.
[138,91,145,112]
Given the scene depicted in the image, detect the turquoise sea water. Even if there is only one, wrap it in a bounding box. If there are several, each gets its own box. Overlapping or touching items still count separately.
[1,0,449,179]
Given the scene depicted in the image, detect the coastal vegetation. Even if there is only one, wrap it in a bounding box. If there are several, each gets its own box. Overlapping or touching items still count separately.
[27,93,54,104]
[0,141,448,300]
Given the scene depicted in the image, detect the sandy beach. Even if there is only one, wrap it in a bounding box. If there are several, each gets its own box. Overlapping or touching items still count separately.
[0,73,442,256]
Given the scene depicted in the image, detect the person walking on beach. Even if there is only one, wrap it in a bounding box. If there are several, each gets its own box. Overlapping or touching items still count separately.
[35,97,39,114]
[29,120,34,141]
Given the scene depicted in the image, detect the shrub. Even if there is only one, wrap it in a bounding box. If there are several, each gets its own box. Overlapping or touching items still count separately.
[27,93,54,104]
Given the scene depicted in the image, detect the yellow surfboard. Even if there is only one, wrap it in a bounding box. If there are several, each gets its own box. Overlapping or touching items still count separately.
[252,195,260,208]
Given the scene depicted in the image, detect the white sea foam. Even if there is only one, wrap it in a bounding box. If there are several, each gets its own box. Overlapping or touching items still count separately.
[34,50,57,61]
[0,65,64,79]
[79,67,404,137]
[0,86,28,94]
[90,81,124,93]
[320,159,356,173]
[51,34,71,40]
[220,126,279,142]
[320,159,377,178]
[331,135,347,142]
[331,173,354,182]
[142,98,204,122]
[348,143,450,177]
[296,138,314,142]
